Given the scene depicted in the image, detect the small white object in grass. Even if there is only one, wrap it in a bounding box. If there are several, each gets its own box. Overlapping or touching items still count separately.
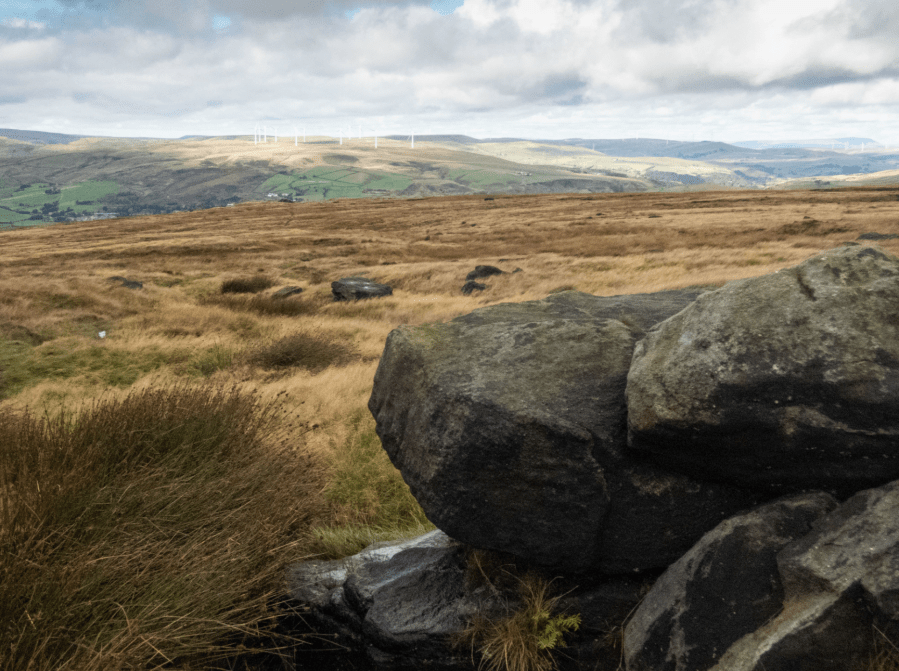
[98,331,106,339]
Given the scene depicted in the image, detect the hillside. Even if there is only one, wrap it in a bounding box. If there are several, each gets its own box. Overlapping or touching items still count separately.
[0,133,648,227]
[3,129,899,229]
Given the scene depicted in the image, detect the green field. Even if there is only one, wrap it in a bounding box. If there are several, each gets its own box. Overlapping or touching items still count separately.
[0,180,120,227]
[448,168,555,188]
[258,167,413,201]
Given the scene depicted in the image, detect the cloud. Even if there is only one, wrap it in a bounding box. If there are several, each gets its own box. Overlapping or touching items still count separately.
[1,0,898,142]
[2,17,47,29]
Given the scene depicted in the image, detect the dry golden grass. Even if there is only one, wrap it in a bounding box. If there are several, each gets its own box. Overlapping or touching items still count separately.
[1,187,898,669]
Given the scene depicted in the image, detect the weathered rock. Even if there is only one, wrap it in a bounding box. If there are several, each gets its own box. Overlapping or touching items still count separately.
[700,480,899,671]
[778,478,899,620]
[465,265,504,281]
[858,232,899,240]
[627,245,899,496]
[107,276,143,289]
[624,492,837,671]
[331,277,393,302]
[369,291,759,573]
[708,587,875,671]
[460,280,486,295]
[272,285,303,299]
[287,531,478,670]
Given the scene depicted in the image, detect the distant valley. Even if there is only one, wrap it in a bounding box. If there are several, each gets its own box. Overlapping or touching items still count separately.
[2,128,898,228]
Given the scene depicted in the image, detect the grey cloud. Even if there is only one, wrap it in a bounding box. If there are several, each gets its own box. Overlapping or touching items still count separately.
[767,65,899,91]
[535,74,589,104]
[612,0,725,44]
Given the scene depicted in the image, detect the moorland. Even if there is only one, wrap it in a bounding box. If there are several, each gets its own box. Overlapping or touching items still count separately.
[1,187,899,670]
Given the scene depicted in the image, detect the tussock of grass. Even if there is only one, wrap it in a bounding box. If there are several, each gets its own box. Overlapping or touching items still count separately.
[0,383,327,671]
[201,292,321,317]
[245,330,358,372]
[456,553,580,671]
[220,274,275,294]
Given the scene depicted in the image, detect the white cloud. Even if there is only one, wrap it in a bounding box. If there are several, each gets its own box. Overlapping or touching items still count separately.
[2,17,47,29]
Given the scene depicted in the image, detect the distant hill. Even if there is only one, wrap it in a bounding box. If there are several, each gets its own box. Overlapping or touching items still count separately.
[2,129,899,229]
[0,128,89,145]
[732,138,880,150]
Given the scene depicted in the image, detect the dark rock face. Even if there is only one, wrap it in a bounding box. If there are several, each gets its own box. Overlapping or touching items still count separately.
[460,280,486,295]
[369,291,758,573]
[627,245,899,496]
[331,277,393,301]
[287,531,478,671]
[624,492,838,671]
[272,285,303,299]
[778,478,899,620]
[707,478,899,671]
[465,265,504,281]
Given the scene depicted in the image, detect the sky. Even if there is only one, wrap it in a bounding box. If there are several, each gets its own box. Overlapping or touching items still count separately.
[1,0,898,144]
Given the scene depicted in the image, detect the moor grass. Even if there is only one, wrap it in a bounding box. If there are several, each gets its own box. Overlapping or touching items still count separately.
[0,188,898,670]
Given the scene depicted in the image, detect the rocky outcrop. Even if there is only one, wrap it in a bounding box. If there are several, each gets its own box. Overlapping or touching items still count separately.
[289,246,899,671]
[331,277,393,301]
[627,245,899,497]
[368,289,757,574]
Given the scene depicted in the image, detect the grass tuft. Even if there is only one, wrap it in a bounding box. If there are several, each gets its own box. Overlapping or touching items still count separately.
[201,292,320,317]
[220,275,275,294]
[456,554,580,671]
[0,383,327,671]
[245,330,358,372]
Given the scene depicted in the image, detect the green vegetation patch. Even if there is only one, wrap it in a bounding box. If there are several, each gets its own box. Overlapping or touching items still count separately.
[0,336,175,398]
[258,167,413,201]
[0,180,121,225]
[310,410,433,559]
[58,180,120,209]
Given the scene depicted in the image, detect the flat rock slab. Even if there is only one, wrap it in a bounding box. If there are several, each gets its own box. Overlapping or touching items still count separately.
[627,245,899,496]
[369,290,758,573]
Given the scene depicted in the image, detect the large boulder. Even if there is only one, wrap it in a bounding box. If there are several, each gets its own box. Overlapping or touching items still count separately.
[627,245,899,496]
[623,492,838,671]
[331,277,393,301]
[369,290,759,574]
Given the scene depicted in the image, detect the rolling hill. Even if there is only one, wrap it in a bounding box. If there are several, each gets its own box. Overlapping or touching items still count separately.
[2,129,899,229]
